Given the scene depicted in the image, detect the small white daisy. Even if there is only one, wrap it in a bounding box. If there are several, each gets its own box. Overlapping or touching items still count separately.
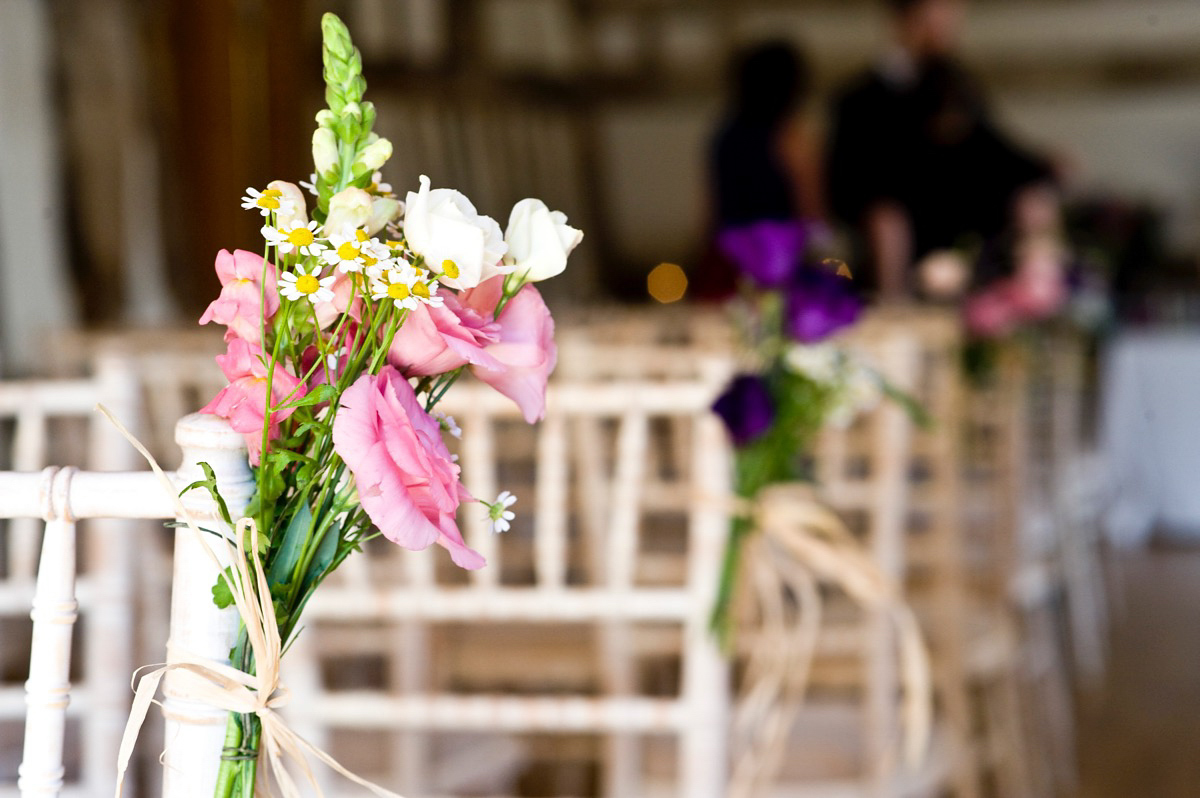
[240,187,294,218]
[279,263,336,305]
[369,171,394,197]
[488,491,517,534]
[370,264,421,310]
[262,220,325,256]
[410,277,445,308]
[321,233,363,273]
[299,173,319,196]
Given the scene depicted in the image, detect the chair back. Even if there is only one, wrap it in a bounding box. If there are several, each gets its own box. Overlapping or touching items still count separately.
[292,372,733,798]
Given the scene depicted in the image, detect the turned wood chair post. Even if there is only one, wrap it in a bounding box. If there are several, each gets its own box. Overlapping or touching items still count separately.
[160,414,253,798]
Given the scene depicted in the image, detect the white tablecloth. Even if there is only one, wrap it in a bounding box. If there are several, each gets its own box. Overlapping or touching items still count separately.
[1102,330,1200,546]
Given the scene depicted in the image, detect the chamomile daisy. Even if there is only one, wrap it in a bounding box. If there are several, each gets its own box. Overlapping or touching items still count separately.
[322,229,377,273]
[370,264,421,310]
[262,220,325,256]
[487,491,517,534]
[279,263,336,304]
[241,187,294,218]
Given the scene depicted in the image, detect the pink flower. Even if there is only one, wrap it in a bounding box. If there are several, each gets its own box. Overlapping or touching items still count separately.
[332,367,485,570]
[199,338,305,465]
[1009,241,1067,319]
[460,277,557,424]
[387,293,503,376]
[964,283,1019,338]
[314,269,364,329]
[199,249,279,344]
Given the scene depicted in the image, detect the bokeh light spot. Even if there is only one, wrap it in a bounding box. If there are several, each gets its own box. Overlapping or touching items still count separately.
[648,262,688,303]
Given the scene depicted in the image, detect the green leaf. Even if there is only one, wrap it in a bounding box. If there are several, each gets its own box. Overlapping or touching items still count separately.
[212,566,236,609]
[180,461,233,527]
[301,517,341,595]
[274,383,337,412]
[267,502,314,589]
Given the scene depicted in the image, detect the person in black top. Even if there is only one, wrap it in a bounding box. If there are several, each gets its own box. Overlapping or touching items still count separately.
[698,42,825,298]
[826,0,1054,300]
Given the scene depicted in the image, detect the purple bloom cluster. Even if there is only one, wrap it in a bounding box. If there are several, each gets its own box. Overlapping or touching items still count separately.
[712,374,774,446]
[717,220,806,288]
[784,266,862,343]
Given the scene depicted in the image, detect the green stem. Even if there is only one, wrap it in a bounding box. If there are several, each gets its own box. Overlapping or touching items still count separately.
[709,514,754,652]
[212,713,242,798]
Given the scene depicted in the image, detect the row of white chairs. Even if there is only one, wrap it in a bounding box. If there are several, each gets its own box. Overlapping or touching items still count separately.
[0,308,1107,797]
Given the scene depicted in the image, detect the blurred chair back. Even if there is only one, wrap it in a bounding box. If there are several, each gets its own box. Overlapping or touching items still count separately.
[287,371,732,798]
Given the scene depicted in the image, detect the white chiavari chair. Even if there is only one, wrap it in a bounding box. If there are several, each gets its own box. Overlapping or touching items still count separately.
[285,373,733,798]
[1,412,251,798]
[0,357,143,798]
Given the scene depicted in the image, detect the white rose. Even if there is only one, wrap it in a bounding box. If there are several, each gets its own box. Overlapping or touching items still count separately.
[323,187,373,239]
[403,175,508,290]
[503,198,583,283]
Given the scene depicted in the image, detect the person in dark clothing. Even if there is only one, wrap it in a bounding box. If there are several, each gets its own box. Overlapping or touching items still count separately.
[826,0,1054,300]
[698,41,825,299]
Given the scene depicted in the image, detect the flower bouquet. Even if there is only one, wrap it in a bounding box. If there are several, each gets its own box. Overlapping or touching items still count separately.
[181,13,581,796]
[707,220,931,795]
[706,219,920,642]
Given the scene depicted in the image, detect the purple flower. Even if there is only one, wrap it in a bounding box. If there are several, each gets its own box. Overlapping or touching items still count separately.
[712,374,775,446]
[717,220,807,288]
[785,267,862,343]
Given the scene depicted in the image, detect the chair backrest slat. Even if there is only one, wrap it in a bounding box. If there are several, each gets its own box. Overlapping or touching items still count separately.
[534,412,568,589]
[16,475,76,798]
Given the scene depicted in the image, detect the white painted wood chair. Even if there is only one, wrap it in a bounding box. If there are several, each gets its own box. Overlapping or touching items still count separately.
[2,412,252,798]
[0,359,143,798]
[285,374,733,797]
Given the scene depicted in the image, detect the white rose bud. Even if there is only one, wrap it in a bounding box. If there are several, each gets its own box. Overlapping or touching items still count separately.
[323,187,373,238]
[503,198,583,283]
[356,137,393,172]
[267,180,308,229]
[403,174,508,290]
[312,128,338,176]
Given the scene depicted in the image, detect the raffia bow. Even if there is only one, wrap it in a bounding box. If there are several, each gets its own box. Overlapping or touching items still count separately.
[101,406,404,798]
[728,486,932,798]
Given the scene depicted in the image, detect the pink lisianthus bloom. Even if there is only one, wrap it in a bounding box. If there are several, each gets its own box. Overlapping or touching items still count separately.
[460,277,557,424]
[332,366,485,570]
[386,293,504,376]
[964,283,1019,338]
[314,269,364,329]
[199,249,279,344]
[1009,240,1068,319]
[199,338,306,465]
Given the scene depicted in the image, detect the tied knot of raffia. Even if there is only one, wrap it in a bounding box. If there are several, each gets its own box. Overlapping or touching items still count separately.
[727,484,933,798]
[101,405,404,798]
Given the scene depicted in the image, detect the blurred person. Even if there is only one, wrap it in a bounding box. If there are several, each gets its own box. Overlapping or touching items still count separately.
[697,41,826,299]
[826,0,1055,301]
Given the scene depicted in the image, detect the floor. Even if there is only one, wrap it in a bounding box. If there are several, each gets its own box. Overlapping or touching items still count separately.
[1075,546,1200,798]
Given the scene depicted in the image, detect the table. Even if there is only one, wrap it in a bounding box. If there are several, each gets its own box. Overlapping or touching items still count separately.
[1101,330,1200,546]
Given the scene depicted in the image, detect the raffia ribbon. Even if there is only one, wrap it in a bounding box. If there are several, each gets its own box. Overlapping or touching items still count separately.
[100,406,404,798]
[728,486,932,798]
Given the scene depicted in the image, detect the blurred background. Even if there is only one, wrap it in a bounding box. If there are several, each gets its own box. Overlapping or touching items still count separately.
[2,1,1200,796]
[3,0,1200,364]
